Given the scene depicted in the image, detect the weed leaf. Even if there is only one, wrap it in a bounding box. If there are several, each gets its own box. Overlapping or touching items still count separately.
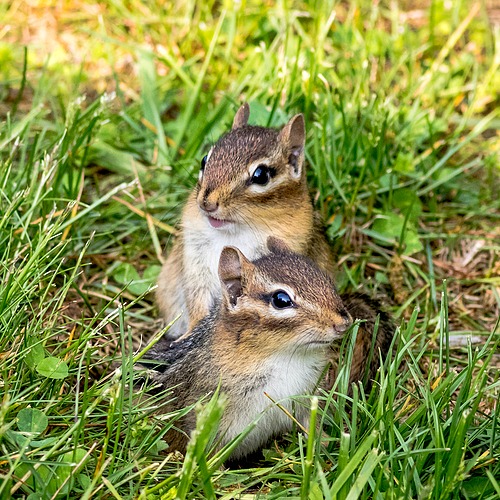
[17,408,48,434]
[36,356,69,379]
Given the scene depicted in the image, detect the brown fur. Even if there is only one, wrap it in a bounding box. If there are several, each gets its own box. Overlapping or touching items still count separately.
[156,104,393,388]
[149,241,352,460]
[327,293,395,392]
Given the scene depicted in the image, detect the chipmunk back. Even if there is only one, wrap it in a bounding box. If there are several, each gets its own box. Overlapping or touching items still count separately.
[328,293,394,391]
[149,238,352,460]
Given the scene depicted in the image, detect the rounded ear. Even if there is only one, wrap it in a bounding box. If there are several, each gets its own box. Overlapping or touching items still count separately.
[218,246,252,307]
[232,103,250,129]
[278,114,305,178]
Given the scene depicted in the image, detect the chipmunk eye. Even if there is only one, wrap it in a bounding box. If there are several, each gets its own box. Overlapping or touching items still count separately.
[271,290,294,309]
[201,155,208,171]
[251,165,271,185]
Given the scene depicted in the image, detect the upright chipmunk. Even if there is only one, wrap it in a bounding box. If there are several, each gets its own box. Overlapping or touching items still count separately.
[156,104,394,386]
[150,238,352,460]
[158,104,333,337]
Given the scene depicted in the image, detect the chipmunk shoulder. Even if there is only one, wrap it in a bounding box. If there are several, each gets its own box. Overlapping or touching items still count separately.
[149,237,351,460]
[156,104,333,337]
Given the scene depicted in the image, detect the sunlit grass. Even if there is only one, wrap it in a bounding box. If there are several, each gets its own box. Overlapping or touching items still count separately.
[0,0,499,498]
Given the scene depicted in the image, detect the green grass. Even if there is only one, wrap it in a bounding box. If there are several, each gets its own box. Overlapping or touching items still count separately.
[1,0,499,498]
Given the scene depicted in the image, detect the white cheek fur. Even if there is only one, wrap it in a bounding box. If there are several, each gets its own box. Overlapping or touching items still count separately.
[246,175,288,194]
[267,307,297,319]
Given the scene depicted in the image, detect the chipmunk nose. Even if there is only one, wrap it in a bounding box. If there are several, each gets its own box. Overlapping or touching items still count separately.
[334,313,352,334]
[202,199,218,213]
[198,189,219,213]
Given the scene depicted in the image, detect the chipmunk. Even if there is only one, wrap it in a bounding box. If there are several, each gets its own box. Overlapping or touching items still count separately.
[157,103,333,338]
[149,238,352,460]
[156,103,394,388]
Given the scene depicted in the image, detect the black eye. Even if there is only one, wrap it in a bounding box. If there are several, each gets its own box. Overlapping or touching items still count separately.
[271,290,294,309]
[201,155,208,171]
[251,165,271,185]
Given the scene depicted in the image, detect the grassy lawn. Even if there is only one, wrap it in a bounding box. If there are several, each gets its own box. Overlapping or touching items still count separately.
[1,0,499,498]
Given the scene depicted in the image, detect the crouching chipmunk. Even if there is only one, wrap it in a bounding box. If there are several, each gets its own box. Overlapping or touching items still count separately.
[147,238,352,460]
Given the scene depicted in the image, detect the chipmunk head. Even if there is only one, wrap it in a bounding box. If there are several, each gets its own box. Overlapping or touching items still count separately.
[216,237,352,355]
[196,103,308,230]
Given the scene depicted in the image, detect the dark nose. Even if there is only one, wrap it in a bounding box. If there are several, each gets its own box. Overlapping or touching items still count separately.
[202,199,218,212]
[334,313,352,334]
[198,188,219,213]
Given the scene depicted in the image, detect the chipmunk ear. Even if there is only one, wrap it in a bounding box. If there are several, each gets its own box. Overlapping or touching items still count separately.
[267,236,291,254]
[232,103,250,129]
[219,246,252,307]
[278,114,305,179]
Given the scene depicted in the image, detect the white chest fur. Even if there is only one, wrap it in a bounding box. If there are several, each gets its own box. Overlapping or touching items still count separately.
[220,350,327,459]
[183,215,270,305]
